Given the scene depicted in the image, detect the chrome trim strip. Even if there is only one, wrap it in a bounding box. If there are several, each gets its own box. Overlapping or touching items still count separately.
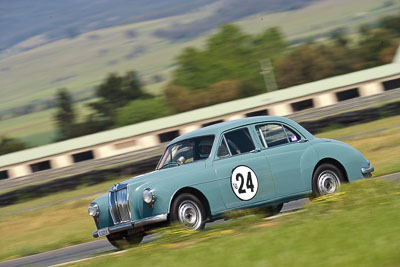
[258,128,268,148]
[134,214,168,227]
[93,214,168,238]
[281,123,290,143]
[361,165,374,174]
[223,135,232,156]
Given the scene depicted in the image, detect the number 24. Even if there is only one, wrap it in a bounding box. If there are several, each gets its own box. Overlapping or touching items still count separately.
[236,172,254,194]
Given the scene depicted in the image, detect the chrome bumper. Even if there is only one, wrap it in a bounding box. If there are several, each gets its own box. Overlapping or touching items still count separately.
[93,214,168,238]
[361,165,374,175]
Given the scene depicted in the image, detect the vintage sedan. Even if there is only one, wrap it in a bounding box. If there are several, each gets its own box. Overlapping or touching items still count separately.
[88,116,374,248]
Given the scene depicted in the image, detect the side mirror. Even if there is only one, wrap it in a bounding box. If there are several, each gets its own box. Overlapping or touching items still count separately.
[177,156,185,166]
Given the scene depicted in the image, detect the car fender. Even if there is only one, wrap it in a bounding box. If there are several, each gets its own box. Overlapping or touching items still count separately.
[312,139,369,182]
[131,163,226,220]
[299,143,320,191]
[92,193,113,229]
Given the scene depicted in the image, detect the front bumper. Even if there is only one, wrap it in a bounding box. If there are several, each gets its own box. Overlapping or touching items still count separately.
[93,214,168,238]
[361,165,374,177]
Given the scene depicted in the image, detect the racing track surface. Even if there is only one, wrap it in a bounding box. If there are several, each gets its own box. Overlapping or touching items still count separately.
[1,172,400,267]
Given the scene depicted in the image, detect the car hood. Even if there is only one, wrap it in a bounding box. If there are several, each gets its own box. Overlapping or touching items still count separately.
[119,161,207,189]
[320,138,345,144]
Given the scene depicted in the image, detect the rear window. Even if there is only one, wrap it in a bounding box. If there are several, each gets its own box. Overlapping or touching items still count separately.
[257,124,301,148]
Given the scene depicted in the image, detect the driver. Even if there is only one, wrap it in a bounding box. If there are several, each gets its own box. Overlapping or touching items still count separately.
[198,142,212,159]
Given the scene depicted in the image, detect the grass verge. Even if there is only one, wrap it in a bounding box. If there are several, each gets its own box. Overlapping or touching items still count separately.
[73,179,400,267]
[0,175,125,215]
[0,197,96,262]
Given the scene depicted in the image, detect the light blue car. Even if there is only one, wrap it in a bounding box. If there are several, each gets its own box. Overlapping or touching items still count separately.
[88,116,374,248]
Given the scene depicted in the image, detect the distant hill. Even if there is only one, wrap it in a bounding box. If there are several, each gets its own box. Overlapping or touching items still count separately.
[154,0,318,40]
[0,0,216,53]
[0,0,319,55]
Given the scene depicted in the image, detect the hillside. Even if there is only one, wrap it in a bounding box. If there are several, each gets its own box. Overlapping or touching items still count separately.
[0,0,320,57]
[0,0,215,55]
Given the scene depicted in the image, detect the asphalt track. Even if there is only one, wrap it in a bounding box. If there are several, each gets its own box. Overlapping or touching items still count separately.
[1,172,399,267]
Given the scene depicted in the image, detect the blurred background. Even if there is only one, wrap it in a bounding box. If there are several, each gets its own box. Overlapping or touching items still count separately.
[0,0,400,265]
[0,0,399,148]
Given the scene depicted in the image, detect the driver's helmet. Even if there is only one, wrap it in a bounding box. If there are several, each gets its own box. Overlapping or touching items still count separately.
[198,143,212,159]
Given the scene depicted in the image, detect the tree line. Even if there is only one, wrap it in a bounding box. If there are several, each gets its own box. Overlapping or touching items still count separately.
[164,14,399,112]
[54,71,172,141]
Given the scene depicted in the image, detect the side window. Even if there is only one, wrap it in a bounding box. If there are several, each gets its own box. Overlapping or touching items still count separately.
[217,138,230,158]
[257,124,301,148]
[284,126,301,143]
[224,128,255,155]
[258,124,288,147]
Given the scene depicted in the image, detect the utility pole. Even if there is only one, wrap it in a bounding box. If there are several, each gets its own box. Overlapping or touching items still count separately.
[259,59,278,92]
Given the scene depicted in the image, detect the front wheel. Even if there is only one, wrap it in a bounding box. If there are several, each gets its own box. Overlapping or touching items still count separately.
[170,193,206,230]
[312,163,344,198]
[106,232,144,250]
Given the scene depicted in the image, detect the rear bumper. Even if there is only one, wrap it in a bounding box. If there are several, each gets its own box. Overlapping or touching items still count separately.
[93,214,168,238]
[361,165,374,176]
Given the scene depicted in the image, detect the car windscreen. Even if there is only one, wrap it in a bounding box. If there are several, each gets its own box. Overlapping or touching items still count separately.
[157,135,215,170]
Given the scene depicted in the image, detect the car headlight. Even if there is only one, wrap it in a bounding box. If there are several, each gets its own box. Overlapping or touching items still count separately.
[88,203,99,217]
[143,189,155,204]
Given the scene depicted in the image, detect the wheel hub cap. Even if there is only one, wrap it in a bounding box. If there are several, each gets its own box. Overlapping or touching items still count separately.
[318,171,340,195]
[178,201,201,229]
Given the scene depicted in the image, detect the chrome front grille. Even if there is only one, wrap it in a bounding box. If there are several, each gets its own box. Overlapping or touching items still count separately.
[109,183,131,225]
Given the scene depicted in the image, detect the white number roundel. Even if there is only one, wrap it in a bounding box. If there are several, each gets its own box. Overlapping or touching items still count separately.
[231,166,258,201]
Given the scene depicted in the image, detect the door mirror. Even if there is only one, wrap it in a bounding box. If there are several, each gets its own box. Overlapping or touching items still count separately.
[177,156,185,166]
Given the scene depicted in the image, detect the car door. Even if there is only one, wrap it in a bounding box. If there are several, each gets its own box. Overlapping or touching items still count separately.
[255,123,309,196]
[212,127,275,209]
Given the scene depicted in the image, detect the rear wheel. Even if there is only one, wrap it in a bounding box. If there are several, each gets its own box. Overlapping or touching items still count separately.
[265,203,283,216]
[312,163,344,197]
[106,232,144,250]
[170,193,206,230]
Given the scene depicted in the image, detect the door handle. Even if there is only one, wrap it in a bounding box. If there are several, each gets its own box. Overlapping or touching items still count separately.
[297,138,308,143]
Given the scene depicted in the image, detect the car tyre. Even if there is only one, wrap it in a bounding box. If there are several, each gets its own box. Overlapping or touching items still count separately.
[265,203,283,216]
[312,163,344,198]
[106,232,144,250]
[170,193,206,230]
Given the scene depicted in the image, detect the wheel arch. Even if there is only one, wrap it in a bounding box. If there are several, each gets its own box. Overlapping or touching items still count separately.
[168,187,212,220]
[313,158,349,183]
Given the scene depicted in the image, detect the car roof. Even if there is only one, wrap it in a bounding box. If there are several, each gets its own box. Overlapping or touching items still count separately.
[170,116,299,144]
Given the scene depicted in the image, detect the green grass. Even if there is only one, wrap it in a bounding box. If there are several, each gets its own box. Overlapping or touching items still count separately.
[316,115,400,139]
[0,176,125,215]
[0,176,129,262]
[237,0,400,40]
[73,179,400,267]
[0,99,96,146]
[0,197,96,262]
